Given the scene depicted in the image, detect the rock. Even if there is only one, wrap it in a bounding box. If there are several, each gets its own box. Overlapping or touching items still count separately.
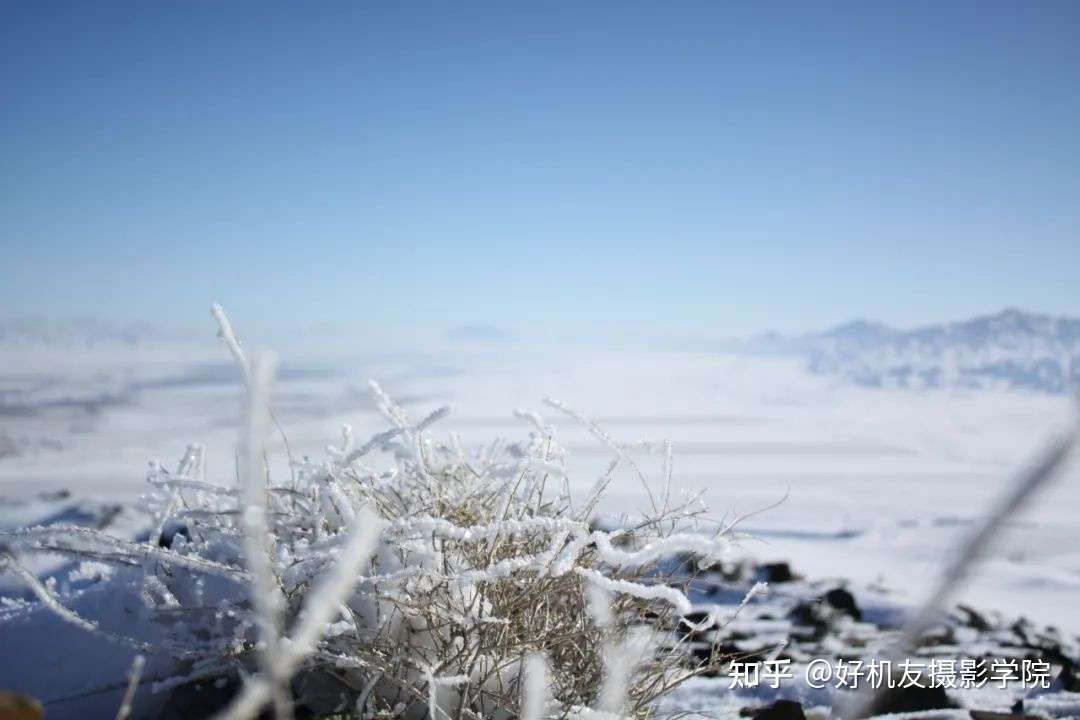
[788,601,828,640]
[969,711,1043,720]
[160,676,246,720]
[681,609,713,627]
[1011,618,1032,645]
[916,624,955,648]
[866,683,957,715]
[157,522,190,548]
[823,587,861,621]
[757,562,797,583]
[0,693,43,720]
[955,604,994,631]
[739,699,806,720]
[692,640,744,669]
[1056,660,1080,692]
[790,587,862,635]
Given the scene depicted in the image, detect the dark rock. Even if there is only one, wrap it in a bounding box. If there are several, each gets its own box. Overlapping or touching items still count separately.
[682,610,712,627]
[694,640,747,666]
[866,683,957,715]
[96,503,123,529]
[1011,618,1032,645]
[757,562,797,584]
[823,587,862,621]
[956,604,994,632]
[158,522,190,548]
[688,641,713,664]
[160,676,245,719]
[788,601,828,640]
[739,699,806,720]
[1035,642,1073,670]
[680,610,719,642]
[917,624,955,648]
[161,674,307,720]
[692,558,748,582]
[1058,660,1080,692]
[969,712,1043,720]
[719,562,746,582]
[787,587,861,633]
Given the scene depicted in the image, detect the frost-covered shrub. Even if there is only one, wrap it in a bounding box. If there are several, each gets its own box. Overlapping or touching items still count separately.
[0,307,748,720]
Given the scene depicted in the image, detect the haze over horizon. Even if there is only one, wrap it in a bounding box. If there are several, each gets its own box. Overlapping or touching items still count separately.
[2,305,1079,356]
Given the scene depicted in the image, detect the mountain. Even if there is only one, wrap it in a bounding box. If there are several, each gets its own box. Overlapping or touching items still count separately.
[745,309,1080,393]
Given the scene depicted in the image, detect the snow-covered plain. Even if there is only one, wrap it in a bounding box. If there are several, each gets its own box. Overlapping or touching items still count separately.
[2,327,1080,720]
[2,333,1077,640]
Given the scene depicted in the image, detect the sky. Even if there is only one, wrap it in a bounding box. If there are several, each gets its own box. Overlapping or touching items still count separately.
[2,2,1079,343]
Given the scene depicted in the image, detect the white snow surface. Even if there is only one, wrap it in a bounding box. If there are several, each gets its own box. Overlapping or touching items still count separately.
[1,335,1079,719]
[1,340,1077,634]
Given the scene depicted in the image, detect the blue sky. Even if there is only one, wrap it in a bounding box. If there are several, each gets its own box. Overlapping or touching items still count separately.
[2,2,1079,341]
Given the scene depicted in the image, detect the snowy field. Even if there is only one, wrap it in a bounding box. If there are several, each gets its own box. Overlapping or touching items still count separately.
[2,334,1078,637]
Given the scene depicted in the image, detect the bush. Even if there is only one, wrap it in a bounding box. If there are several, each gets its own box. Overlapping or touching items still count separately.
[0,307,747,720]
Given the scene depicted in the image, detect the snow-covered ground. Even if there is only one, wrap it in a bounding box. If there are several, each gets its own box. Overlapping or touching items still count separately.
[2,335,1078,637]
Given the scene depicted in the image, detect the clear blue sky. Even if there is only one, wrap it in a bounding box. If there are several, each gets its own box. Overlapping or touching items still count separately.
[3,2,1078,341]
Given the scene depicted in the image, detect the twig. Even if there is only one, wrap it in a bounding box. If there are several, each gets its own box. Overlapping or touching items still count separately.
[115,654,145,720]
[848,415,1080,718]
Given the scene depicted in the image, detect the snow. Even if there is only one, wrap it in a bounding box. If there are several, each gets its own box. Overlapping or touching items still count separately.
[1,324,1079,717]
[3,340,1078,633]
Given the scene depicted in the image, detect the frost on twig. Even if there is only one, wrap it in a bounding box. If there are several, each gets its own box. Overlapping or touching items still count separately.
[115,654,145,720]
[236,352,291,720]
[210,302,250,383]
[0,305,749,720]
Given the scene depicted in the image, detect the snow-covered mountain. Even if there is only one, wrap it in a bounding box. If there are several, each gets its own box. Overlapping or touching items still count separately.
[744,309,1080,393]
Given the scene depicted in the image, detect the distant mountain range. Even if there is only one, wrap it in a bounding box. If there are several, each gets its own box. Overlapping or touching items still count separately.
[4,310,1077,393]
[734,309,1080,393]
